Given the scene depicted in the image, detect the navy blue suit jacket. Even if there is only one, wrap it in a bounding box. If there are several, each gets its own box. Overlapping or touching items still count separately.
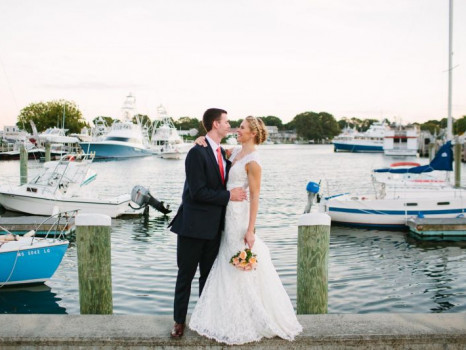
[169,143,231,240]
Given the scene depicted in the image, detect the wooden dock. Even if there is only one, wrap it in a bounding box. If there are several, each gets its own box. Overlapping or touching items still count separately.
[0,216,74,236]
[407,217,466,238]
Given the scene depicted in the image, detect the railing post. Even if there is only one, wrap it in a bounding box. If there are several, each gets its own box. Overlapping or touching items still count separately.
[76,213,113,314]
[297,189,330,314]
[20,144,28,185]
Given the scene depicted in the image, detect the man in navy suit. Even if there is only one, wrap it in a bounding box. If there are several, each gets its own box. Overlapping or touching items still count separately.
[168,108,247,338]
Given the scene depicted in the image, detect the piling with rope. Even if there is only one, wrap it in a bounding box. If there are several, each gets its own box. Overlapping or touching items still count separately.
[297,182,331,314]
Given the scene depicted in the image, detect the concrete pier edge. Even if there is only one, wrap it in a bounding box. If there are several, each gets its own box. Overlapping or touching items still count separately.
[0,313,465,349]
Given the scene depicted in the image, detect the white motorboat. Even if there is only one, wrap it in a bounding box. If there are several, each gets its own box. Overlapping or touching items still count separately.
[80,94,153,159]
[225,134,238,145]
[0,153,137,218]
[150,105,187,158]
[320,142,466,229]
[332,122,389,153]
[383,126,419,157]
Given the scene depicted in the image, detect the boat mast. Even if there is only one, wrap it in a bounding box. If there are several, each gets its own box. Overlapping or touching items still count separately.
[447,0,453,140]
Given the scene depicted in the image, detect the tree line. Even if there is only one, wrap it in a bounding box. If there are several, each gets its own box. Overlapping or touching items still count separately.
[15,100,466,141]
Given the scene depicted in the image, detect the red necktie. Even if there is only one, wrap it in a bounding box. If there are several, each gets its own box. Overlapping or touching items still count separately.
[217,146,225,184]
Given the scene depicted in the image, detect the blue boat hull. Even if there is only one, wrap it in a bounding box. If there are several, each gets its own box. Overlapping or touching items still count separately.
[0,241,68,285]
[80,142,153,159]
[333,142,383,153]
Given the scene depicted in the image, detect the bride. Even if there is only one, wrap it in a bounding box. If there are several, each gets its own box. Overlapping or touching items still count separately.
[189,116,302,345]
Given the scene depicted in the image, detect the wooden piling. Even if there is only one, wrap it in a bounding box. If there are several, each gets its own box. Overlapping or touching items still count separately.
[428,143,436,162]
[45,142,51,162]
[76,213,113,314]
[297,212,331,314]
[455,141,461,188]
[19,144,28,185]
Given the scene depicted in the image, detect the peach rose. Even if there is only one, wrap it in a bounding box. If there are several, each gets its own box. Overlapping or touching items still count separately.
[249,257,257,264]
[233,258,240,265]
[239,250,247,260]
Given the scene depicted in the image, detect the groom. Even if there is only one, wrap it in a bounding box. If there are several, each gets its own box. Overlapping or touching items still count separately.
[168,108,247,338]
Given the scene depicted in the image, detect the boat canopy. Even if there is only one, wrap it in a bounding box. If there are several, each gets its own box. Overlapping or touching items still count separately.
[374,141,453,174]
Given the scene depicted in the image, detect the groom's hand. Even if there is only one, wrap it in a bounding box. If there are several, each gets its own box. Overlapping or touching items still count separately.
[229,187,247,201]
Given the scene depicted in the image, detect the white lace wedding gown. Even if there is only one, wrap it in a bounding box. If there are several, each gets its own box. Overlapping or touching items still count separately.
[189,148,302,345]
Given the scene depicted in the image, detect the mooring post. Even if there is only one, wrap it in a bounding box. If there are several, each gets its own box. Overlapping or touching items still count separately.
[19,144,28,185]
[454,140,461,188]
[297,182,331,314]
[76,213,113,314]
[428,143,436,161]
[45,142,51,162]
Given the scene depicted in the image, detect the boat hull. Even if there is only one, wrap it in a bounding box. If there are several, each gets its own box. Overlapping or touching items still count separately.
[333,142,383,153]
[0,192,132,218]
[0,238,68,286]
[323,196,466,229]
[79,142,152,159]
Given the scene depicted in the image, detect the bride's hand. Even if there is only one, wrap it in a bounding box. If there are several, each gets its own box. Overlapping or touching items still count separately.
[244,230,255,250]
[194,136,207,147]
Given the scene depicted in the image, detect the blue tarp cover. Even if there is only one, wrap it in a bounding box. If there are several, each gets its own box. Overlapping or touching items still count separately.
[374,141,453,174]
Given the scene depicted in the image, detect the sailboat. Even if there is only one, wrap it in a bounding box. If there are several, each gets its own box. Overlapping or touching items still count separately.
[320,1,462,229]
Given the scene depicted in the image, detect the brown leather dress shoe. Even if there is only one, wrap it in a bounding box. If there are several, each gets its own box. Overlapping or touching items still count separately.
[170,322,185,338]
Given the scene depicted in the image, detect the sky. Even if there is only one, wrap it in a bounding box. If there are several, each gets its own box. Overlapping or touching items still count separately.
[0,0,465,129]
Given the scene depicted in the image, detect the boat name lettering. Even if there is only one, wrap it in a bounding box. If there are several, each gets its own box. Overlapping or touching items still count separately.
[17,248,52,256]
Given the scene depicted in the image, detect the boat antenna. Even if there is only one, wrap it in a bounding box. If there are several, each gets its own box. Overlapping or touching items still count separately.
[447,0,454,141]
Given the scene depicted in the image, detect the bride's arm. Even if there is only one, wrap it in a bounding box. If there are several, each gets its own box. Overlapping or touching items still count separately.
[244,161,261,249]
[193,136,233,158]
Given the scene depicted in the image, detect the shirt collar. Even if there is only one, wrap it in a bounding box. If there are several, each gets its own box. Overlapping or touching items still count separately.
[205,135,221,151]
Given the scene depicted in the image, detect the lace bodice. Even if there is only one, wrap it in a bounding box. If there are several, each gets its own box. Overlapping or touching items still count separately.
[227,147,261,190]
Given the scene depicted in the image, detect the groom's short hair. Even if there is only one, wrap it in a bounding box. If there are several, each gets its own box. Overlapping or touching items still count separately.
[202,108,227,132]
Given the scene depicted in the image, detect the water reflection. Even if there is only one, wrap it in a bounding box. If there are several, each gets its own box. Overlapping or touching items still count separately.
[0,284,67,314]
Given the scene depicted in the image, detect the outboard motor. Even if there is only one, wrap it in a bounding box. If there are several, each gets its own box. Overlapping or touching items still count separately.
[130,185,172,215]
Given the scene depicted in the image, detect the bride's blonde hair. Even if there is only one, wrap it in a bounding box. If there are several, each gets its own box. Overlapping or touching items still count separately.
[245,116,268,145]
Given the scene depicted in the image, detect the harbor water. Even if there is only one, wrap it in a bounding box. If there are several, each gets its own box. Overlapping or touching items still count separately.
[1,144,465,314]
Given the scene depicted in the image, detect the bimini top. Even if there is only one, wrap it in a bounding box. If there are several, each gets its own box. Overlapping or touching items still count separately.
[374,141,453,174]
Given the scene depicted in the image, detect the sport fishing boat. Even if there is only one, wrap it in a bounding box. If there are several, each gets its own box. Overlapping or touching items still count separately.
[80,94,152,159]
[150,105,187,158]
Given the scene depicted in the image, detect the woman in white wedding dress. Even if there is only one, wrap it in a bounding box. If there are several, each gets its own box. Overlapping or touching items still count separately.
[189,116,302,345]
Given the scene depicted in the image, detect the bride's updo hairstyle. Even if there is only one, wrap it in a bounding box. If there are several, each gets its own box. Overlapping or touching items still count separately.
[245,116,268,145]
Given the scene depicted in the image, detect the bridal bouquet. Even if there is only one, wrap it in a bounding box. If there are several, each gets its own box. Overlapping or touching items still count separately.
[230,248,257,271]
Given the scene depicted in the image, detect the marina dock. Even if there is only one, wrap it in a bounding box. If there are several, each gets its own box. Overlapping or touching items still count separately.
[407,217,466,238]
[0,314,464,349]
[0,216,74,236]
